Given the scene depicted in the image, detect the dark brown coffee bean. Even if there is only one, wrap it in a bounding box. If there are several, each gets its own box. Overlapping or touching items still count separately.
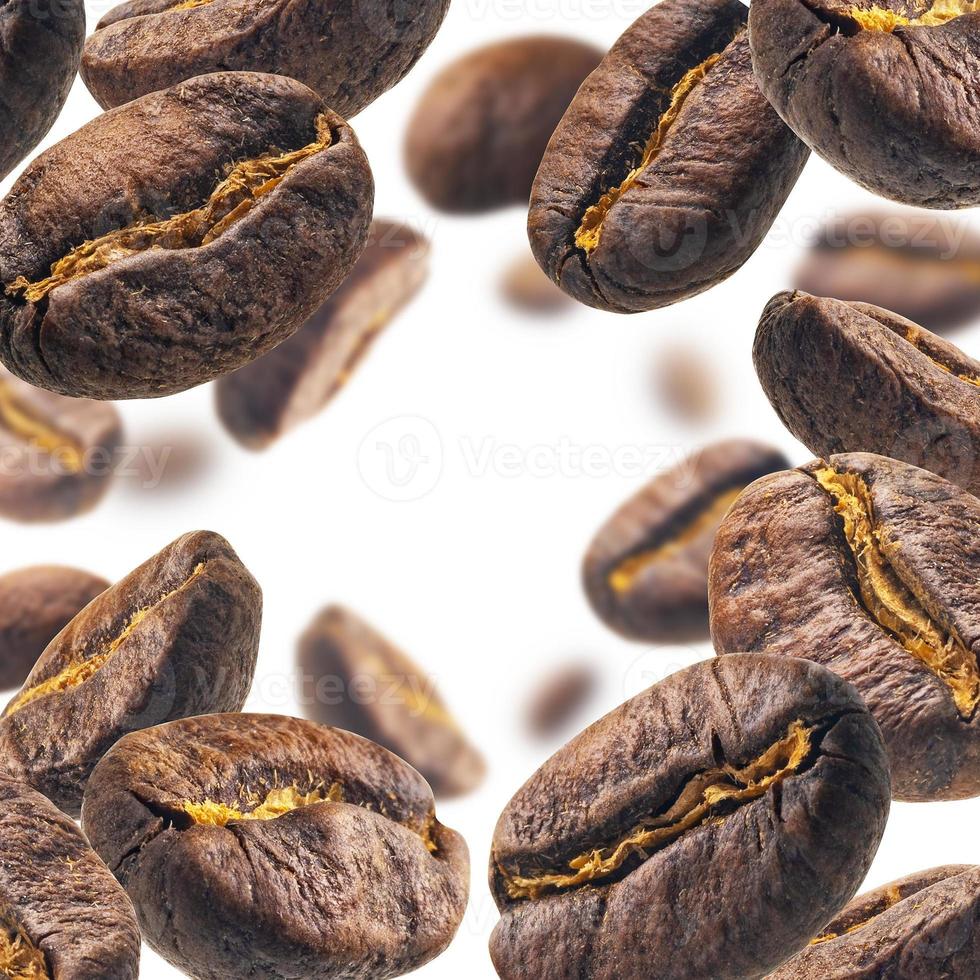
[793,211,980,331]
[500,253,572,315]
[405,36,602,213]
[489,654,891,980]
[653,343,721,424]
[0,0,85,182]
[583,439,789,642]
[82,712,470,980]
[0,71,374,401]
[709,452,980,802]
[216,219,429,449]
[523,662,597,737]
[297,605,485,798]
[0,566,108,690]
[770,865,980,978]
[749,0,980,208]
[755,291,980,497]
[0,772,140,979]
[528,0,809,313]
[0,365,122,522]
[0,530,261,814]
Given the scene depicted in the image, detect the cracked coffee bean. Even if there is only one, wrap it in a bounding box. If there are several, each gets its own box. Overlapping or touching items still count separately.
[82,712,470,980]
[0,566,108,690]
[793,211,980,331]
[0,772,140,979]
[405,36,602,213]
[81,0,448,117]
[755,291,980,495]
[216,219,429,449]
[0,0,85,183]
[0,365,122,522]
[583,439,789,642]
[528,0,809,313]
[298,605,486,798]
[489,654,891,979]
[709,452,980,801]
[770,865,980,978]
[0,530,261,815]
[749,0,980,207]
[0,71,374,400]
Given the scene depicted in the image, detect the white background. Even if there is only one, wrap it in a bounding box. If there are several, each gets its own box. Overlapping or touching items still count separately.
[5,0,980,975]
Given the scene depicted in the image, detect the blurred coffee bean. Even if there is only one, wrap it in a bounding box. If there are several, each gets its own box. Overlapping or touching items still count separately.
[524,662,597,737]
[794,211,980,331]
[298,605,486,797]
[653,344,720,425]
[500,253,572,315]
[405,36,602,213]
[216,220,429,449]
[0,566,108,690]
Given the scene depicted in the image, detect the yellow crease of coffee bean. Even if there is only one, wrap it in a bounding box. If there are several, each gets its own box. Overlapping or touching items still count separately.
[0,382,84,473]
[902,326,980,389]
[0,920,49,980]
[847,0,980,31]
[501,720,813,900]
[809,884,904,946]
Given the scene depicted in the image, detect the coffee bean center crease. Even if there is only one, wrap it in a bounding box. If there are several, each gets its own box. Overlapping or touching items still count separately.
[0,381,83,473]
[0,917,49,980]
[845,0,978,31]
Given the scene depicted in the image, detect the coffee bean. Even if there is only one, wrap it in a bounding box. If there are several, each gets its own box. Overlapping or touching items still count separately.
[583,439,789,642]
[0,566,108,690]
[81,0,448,117]
[0,772,140,979]
[82,712,470,980]
[489,654,890,979]
[653,343,721,425]
[755,292,980,495]
[0,0,84,182]
[216,219,429,449]
[793,211,980,331]
[0,71,374,400]
[0,365,122,522]
[523,662,597,737]
[0,530,261,814]
[749,0,980,208]
[297,605,485,798]
[405,36,602,213]
[709,451,980,801]
[528,0,809,313]
[770,865,980,978]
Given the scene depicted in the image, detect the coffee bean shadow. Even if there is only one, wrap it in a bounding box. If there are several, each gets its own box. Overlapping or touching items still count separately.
[119,429,217,499]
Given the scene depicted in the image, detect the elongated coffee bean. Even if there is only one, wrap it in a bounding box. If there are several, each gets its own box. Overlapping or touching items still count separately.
[709,452,980,801]
[0,530,261,814]
[528,0,809,313]
[82,0,448,117]
[0,365,122,522]
[583,439,789,641]
[0,0,85,182]
[489,654,890,979]
[216,219,429,449]
[755,292,980,494]
[82,713,470,980]
[770,865,980,978]
[750,0,980,208]
[0,565,108,689]
[0,773,140,979]
[0,71,373,400]
[298,605,485,797]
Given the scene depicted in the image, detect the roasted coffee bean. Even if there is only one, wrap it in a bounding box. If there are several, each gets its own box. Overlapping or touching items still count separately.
[528,0,809,313]
[81,0,448,117]
[793,211,980,331]
[82,713,470,980]
[0,566,108,690]
[298,605,485,797]
[750,0,980,208]
[0,772,140,979]
[216,219,429,449]
[0,530,261,814]
[405,36,602,213]
[489,654,890,979]
[0,0,85,182]
[583,439,789,642]
[654,343,721,424]
[770,865,980,978]
[0,71,374,401]
[500,253,572,315]
[755,292,980,495]
[524,662,597,737]
[0,365,122,522]
[709,452,980,801]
